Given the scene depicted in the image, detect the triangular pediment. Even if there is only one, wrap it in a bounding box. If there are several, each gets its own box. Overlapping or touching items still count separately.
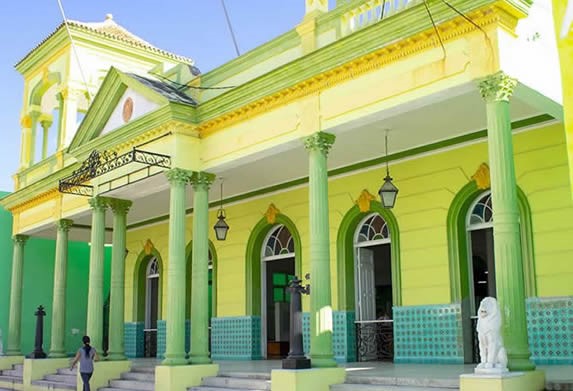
[68,67,195,152]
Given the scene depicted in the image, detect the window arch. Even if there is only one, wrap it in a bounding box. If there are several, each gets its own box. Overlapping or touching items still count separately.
[355,214,391,245]
[447,182,537,302]
[467,191,493,229]
[336,202,402,310]
[263,225,295,259]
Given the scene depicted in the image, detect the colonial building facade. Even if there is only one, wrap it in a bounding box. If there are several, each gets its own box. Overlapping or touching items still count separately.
[1,0,572,390]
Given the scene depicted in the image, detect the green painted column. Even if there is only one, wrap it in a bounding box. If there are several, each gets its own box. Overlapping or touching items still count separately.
[479,71,535,371]
[189,171,215,365]
[304,131,337,368]
[107,199,132,361]
[86,197,108,354]
[163,168,190,365]
[49,219,73,358]
[6,235,28,356]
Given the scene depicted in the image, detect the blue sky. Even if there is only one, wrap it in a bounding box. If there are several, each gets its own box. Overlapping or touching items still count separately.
[0,0,337,191]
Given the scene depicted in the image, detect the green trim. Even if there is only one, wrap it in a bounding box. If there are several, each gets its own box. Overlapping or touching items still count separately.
[123,114,554,231]
[132,247,164,322]
[245,214,302,316]
[29,72,61,106]
[72,224,113,232]
[336,201,402,310]
[185,240,218,319]
[446,181,537,303]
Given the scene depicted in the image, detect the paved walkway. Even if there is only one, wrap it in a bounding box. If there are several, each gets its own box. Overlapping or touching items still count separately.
[130,358,572,382]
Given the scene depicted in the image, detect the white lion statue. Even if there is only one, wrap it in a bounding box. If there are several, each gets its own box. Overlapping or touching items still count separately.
[476,297,508,372]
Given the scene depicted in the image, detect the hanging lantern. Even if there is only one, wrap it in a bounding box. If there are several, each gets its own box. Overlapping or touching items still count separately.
[213,179,230,240]
[379,130,399,208]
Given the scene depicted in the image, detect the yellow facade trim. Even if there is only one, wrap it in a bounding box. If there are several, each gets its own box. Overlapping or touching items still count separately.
[355,189,376,213]
[472,162,491,190]
[144,239,155,255]
[265,203,281,224]
[10,188,59,214]
[197,6,513,138]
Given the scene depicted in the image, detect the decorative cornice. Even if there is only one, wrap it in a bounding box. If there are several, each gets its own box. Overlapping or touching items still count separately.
[55,219,74,232]
[108,198,133,215]
[355,189,375,213]
[165,168,191,185]
[304,132,336,155]
[88,196,108,211]
[472,163,491,190]
[10,189,59,213]
[196,6,513,137]
[189,171,216,190]
[478,71,518,103]
[13,234,29,244]
[265,203,281,224]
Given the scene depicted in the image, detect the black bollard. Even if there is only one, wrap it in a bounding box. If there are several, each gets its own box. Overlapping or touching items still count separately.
[28,305,47,359]
[282,275,311,369]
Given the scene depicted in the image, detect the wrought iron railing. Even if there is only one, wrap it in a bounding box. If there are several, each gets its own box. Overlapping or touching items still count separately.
[471,316,479,363]
[144,329,157,358]
[340,0,418,37]
[355,320,394,361]
[59,148,171,196]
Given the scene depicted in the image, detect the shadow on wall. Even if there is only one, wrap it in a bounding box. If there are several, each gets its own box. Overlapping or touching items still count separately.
[0,191,113,356]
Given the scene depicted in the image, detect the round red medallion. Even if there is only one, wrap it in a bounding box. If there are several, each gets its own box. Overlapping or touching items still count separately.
[122,97,134,123]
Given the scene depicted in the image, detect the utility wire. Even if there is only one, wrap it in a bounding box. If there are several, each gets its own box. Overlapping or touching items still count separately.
[221,0,241,57]
[149,72,236,92]
[423,0,447,59]
[56,0,93,102]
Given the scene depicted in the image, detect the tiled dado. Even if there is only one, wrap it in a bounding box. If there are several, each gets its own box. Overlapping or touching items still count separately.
[393,304,464,364]
[302,311,356,362]
[124,322,144,358]
[156,320,191,359]
[527,296,573,365]
[211,316,263,360]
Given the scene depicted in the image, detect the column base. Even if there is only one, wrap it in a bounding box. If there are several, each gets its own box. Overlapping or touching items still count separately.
[460,370,545,391]
[282,358,311,369]
[155,364,219,391]
[508,356,536,372]
[188,355,212,365]
[162,354,188,366]
[5,350,22,357]
[47,351,67,359]
[106,352,127,361]
[310,355,338,368]
[271,367,346,391]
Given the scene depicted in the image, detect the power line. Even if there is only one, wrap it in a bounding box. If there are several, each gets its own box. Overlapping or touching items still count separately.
[56,0,93,102]
[221,0,241,57]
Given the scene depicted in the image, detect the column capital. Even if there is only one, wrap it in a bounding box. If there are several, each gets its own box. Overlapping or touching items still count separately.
[88,196,108,211]
[478,71,518,103]
[39,113,54,128]
[189,171,216,191]
[55,219,73,232]
[165,168,191,185]
[304,131,336,156]
[108,198,133,215]
[12,234,29,244]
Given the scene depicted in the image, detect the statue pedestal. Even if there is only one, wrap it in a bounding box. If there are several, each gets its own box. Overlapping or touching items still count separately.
[474,367,508,375]
[460,370,545,391]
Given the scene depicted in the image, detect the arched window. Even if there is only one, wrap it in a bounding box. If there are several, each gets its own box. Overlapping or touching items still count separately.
[355,214,390,245]
[466,191,495,314]
[263,225,295,260]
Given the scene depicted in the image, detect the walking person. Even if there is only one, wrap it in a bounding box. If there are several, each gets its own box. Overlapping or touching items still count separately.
[70,336,99,391]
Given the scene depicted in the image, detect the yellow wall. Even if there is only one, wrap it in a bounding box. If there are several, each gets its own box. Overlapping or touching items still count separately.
[124,122,573,320]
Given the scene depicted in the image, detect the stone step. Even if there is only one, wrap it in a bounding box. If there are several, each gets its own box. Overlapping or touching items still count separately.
[109,379,155,390]
[121,371,154,382]
[57,367,77,376]
[201,376,271,390]
[344,376,459,389]
[31,379,76,390]
[0,375,23,384]
[546,381,573,391]
[218,373,271,381]
[189,387,268,391]
[130,366,156,374]
[44,373,77,384]
[1,370,22,377]
[331,385,458,391]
